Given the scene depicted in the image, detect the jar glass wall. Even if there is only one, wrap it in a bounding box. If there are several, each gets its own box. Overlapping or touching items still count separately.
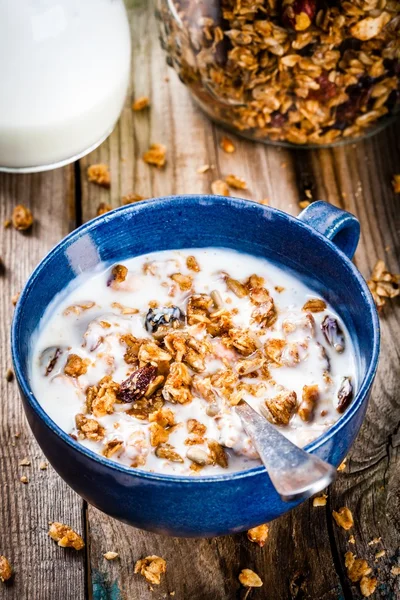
[157,0,400,147]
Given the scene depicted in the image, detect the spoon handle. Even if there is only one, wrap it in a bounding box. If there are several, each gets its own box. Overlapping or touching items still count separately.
[236,402,336,502]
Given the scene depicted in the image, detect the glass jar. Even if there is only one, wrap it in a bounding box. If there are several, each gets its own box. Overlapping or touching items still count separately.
[0,0,131,173]
[156,0,400,147]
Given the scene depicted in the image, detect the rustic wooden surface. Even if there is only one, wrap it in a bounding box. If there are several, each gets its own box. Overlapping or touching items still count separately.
[0,1,399,599]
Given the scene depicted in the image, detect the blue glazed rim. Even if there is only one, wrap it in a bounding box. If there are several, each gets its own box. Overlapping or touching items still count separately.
[11,195,380,484]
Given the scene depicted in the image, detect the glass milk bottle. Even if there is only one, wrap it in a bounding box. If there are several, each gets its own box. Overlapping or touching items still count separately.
[0,0,131,172]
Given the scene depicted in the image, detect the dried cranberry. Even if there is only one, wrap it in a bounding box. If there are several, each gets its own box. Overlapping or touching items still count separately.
[282,0,317,31]
[308,71,337,102]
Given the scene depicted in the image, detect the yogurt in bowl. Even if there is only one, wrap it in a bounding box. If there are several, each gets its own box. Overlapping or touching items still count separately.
[12,197,379,537]
[30,248,357,476]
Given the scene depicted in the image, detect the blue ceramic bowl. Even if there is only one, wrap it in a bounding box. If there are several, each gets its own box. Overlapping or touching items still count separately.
[12,196,380,537]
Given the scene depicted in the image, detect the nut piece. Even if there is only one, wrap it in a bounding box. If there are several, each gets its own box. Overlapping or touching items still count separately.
[132,96,150,111]
[350,12,391,41]
[333,507,354,530]
[239,568,263,588]
[302,298,326,313]
[87,164,111,188]
[298,384,319,422]
[48,522,85,550]
[64,354,89,378]
[263,391,297,425]
[134,555,167,585]
[247,524,269,547]
[220,136,235,153]
[0,556,12,582]
[313,494,328,507]
[104,551,119,560]
[360,576,377,598]
[186,447,210,466]
[225,276,248,298]
[345,551,372,583]
[211,179,230,196]
[12,205,33,231]
[142,144,166,168]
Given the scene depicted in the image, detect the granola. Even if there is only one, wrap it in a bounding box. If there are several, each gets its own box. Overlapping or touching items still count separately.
[239,568,263,587]
[87,164,110,188]
[247,523,269,547]
[132,96,150,111]
[157,0,400,146]
[48,522,85,550]
[134,555,167,585]
[12,204,33,231]
[31,248,356,475]
[367,259,399,310]
[142,143,166,168]
[0,556,12,582]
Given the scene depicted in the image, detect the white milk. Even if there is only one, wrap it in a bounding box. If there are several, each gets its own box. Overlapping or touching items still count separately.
[30,248,357,475]
[0,0,130,171]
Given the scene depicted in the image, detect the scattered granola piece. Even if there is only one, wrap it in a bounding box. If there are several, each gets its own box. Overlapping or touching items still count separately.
[64,354,89,378]
[337,458,347,472]
[375,550,385,559]
[392,175,400,194]
[197,164,210,174]
[349,535,355,544]
[12,204,33,231]
[367,259,399,310]
[5,368,13,382]
[211,179,230,196]
[132,96,150,111]
[134,556,167,585]
[11,292,20,306]
[368,537,382,546]
[225,174,247,190]
[122,193,146,205]
[333,507,354,530]
[391,566,400,576]
[0,556,12,582]
[87,164,111,188]
[142,144,166,168]
[87,376,120,417]
[360,576,377,597]
[3,219,11,228]
[97,202,112,216]
[220,136,235,153]
[239,569,263,588]
[48,522,85,550]
[345,551,372,582]
[19,457,31,467]
[299,200,310,209]
[39,462,48,470]
[313,494,327,507]
[104,551,119,560]
[247,524,269,547]
[20,475,28,484]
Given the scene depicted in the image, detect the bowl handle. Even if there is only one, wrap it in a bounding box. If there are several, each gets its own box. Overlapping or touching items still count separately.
[298,201,360,260]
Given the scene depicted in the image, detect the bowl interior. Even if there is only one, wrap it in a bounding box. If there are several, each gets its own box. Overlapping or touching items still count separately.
[12,195,379,474]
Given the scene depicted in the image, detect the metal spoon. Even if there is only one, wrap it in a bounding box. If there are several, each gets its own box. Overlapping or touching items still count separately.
[236,401,336,502]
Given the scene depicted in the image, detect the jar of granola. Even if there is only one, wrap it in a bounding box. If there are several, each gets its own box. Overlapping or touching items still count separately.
[156,1,400,147]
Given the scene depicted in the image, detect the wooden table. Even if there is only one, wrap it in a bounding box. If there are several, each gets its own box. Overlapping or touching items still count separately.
[1,2,399,599]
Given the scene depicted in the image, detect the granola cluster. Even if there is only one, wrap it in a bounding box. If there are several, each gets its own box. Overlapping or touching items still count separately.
[157,0,400,146]
[34,249,356,475]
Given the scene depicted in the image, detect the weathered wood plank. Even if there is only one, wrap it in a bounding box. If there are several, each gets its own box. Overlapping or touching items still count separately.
[0,168,87,600]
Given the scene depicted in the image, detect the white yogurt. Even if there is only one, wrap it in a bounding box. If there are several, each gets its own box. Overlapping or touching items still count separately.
[0,0,130,171]
[29,248,357,475]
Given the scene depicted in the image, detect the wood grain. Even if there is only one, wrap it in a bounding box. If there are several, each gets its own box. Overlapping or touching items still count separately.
[0,1,398,599]
[0,168,87,599]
